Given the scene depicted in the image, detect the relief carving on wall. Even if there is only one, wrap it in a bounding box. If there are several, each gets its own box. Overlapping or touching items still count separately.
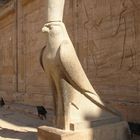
[75,0,140,102]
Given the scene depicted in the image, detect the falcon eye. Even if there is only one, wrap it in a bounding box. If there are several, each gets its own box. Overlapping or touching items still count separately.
[49,25,54,30]
[50,25,61,31]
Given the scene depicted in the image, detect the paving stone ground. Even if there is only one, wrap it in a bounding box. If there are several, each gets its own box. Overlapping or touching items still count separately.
[0,107,48,140]
[0,106,140,140]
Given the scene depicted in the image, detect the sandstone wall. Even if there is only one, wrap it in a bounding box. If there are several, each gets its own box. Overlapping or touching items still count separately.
[0,0,140,122]
[0,0,54,111]
[73,0,140,123]
[0,1,17,102]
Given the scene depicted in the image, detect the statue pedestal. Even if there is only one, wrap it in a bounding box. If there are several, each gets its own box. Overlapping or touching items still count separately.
[38,121,130,140]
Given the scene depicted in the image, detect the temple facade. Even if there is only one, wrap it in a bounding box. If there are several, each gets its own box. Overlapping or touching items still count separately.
[0,0,140,123]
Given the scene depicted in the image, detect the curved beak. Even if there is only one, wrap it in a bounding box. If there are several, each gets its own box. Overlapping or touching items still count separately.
[42,25,50,33]
[42,22,63,33]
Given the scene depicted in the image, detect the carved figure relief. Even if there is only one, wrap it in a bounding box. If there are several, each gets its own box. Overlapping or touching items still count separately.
[76,0,139,75]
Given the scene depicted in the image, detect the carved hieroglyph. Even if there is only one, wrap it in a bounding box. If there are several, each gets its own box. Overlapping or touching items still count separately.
[41,0,120,130]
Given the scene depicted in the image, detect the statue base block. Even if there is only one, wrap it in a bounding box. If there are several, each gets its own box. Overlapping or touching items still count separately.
[38,121,130,140]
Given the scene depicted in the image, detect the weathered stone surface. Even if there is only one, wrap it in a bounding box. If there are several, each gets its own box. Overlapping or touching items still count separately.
[72,0,140,123]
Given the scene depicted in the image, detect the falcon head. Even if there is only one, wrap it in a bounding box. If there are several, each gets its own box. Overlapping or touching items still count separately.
[42,21,69,45]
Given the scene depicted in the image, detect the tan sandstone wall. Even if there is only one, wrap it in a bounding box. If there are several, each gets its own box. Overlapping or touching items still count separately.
[73,0,140,122]
[0,0,54,111]
[0,1,17,102]
[0,0,140,122]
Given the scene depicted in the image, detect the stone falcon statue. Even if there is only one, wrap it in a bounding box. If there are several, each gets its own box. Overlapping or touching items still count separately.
[42,21,105,107]
[41,21,119,130]
[41,0,120,130]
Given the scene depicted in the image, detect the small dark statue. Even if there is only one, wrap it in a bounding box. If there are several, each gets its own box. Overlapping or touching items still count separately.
[128,122,140,137]
[0,97,5,107]
[36,106,47,120]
